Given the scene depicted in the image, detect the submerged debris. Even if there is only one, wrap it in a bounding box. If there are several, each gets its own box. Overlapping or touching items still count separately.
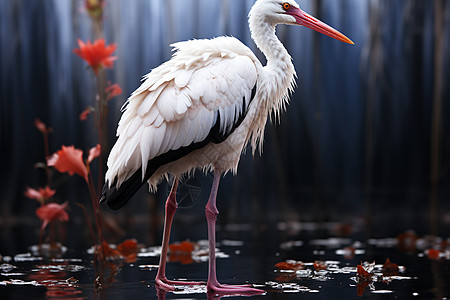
[274,258,410,296]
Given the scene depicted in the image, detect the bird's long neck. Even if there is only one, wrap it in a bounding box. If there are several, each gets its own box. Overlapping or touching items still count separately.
[246,11,296,154]
[249,17,292,69]
[249,11,296,115]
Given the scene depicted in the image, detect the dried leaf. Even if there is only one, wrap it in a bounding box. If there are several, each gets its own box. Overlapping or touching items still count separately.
[275,260,304,271]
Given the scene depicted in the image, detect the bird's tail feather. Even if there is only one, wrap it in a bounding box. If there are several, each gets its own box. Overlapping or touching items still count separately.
[100,168,145,210]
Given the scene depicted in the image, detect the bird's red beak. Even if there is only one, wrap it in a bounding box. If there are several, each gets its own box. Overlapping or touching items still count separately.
[286,6,354,44]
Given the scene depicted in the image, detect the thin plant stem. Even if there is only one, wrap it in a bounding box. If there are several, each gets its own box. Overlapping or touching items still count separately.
[86,174,104,246]
[43,132,51,187]
[50,221,56,249]
[42,129,56,247]
[95,72,107,195]
[75,203,96,247]
[39,227,43,249]
[430,0,444,235]
[86,174,106,273]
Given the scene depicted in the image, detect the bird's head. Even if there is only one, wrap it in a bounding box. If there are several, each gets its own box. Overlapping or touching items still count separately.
[250,0,354,44]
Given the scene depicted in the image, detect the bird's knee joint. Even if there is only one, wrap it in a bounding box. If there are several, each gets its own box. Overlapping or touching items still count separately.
[165,197,178,210]
[205,205,219,219]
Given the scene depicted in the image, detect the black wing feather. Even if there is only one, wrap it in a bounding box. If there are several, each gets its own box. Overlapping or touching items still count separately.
[100,84,257,210]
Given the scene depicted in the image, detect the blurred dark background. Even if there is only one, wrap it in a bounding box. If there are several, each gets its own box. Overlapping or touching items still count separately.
[0,0,449,254]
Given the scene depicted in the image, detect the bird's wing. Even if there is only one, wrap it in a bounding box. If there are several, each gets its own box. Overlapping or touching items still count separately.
[106,37,259,188]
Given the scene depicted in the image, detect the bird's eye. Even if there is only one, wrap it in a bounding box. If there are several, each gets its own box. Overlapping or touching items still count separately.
[282,3,291,10]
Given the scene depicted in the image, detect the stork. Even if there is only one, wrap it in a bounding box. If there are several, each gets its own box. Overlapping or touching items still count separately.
[100,0,353,295]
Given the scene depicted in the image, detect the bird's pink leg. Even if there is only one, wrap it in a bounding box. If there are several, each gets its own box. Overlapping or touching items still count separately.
[205,171,264,295]
[155,178,204,291]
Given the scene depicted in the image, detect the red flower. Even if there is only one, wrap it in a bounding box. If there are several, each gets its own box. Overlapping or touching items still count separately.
[74,39,117,75]
[87,144,101,164]
[48,146,88,182]
[34,119,52,134]
[105,83,122,101]
[24,186,56,204]
[36,202,69,231]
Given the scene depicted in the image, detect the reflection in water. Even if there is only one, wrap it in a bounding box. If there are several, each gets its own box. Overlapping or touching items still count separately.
[0,226,450,298]
[156,284,263,300]
[27,261,84,299]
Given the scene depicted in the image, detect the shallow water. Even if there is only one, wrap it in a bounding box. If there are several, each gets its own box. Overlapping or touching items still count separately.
[1,222,449,299]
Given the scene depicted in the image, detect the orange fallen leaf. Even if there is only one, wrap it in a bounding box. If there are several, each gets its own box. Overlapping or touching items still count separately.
[169,253,194,265]
[313,260,327,271]
[117,239,138,256]
[168,240,195,265]
[382,258,399,275]
[117,239,138,263]
[275,261,304,271]
[357,264,372,278]
[356,262,375,296]
[426,249,441,260]
[101,241,122,261]
[169,240,195,253]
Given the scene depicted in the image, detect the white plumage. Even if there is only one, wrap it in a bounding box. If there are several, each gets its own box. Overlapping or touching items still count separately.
[106,36,262,189]
[101,0,352,294]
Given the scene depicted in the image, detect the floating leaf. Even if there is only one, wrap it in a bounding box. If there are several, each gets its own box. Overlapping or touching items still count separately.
[169,240,195,254]
[426,249,441,260]
[275,260,304,272]
[382,258,399,276]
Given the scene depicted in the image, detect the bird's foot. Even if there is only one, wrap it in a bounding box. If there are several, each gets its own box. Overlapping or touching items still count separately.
[155,276,205,292]
[207,281,264,295]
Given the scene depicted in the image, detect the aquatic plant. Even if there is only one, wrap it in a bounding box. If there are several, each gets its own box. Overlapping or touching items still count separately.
[23,0,125,286]
[47,146,90,182]
[73,39,117,75]
[24,186,56,206]
[23,119,65,251]
[71,0,126,286]
[47,144,103,250]
[36,202,69,245]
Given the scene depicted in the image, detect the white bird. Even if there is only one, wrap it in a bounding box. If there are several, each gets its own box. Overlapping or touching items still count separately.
[101,0,353,295]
